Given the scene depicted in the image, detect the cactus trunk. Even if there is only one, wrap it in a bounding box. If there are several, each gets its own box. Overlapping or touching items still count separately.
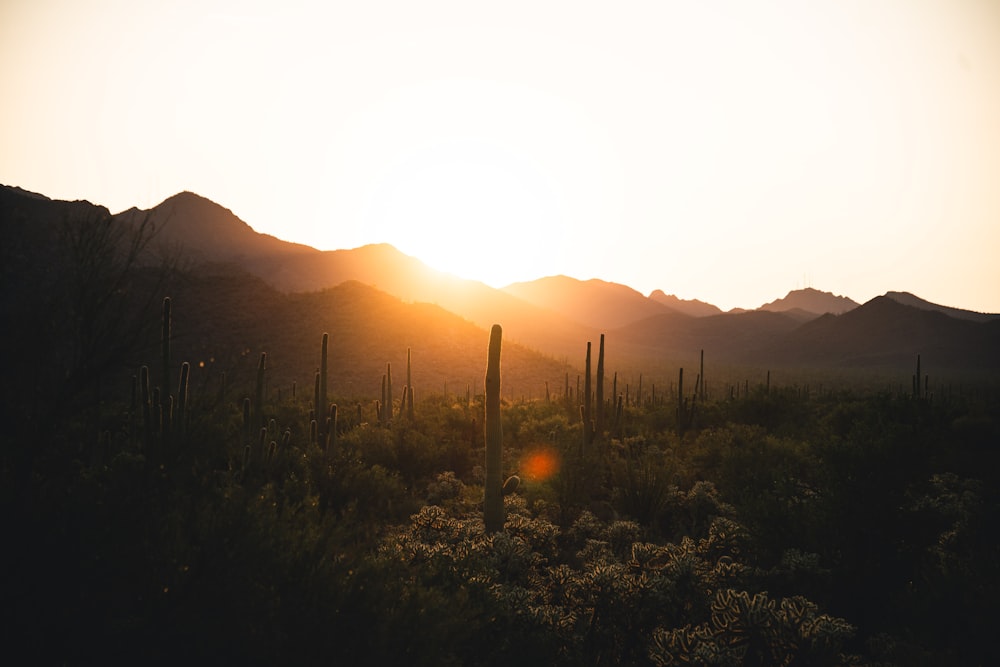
[596,334,605,434]
[484,324,504,533]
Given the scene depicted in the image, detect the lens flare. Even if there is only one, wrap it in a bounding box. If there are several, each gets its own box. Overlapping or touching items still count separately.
[521,448,560,482]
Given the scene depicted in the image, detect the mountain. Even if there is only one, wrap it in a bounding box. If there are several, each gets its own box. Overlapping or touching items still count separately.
[109,190,595,358]
[606,295,1000,375]
[0,183,572,403]
[758,288,859,318]
[648,290,723,317]
[609,310,806,366]
[6,184,999,379]
[164,274,571,400]
[116,191,317,262]
[502,275,673,329]
[756,296,1000,369]
[884,291,1000,323]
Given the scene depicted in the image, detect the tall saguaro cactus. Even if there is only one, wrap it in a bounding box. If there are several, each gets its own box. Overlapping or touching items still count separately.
[175,361,190,441]
[583,341,593,448]
[161,297,171,405]
[484,324,504,533]
[317,333,329,441]
[385,362,393,424]
[255,352,267,428]
[699,349,706,401]
[406,347,414,421]
[596,334,605,434]
[320,333,329,414]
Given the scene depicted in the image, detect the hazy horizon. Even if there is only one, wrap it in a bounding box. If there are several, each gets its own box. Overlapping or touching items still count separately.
[2,0,999,313]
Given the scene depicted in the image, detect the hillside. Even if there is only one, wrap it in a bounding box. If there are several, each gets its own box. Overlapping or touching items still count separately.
[884,291,1000,323]
[502,275,672,329]
[165,273,572,402]
[610,310,805,365]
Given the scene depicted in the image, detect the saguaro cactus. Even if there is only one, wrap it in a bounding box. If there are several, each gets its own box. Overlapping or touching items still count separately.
[583,341,592,448]
[677,367,685,436]
[320,333,329,413]
[699,349,705,401]
[484,324,504,533]
[380,375,387,425]
[406,347,414,421]
[596,334,605,434]
[386,362,393,424]
[255,352,267,428]
[175,361,190,441]
[326,403,338,452]
[161,297,171,405]
[140,365,152,448]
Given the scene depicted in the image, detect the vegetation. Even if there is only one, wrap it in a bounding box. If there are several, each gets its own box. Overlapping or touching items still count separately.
[2,214,998,665]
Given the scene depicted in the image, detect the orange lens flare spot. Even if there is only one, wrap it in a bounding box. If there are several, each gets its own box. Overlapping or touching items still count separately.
[521,449,560,482]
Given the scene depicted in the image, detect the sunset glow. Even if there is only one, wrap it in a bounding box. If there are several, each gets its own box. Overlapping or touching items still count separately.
[2,0,999,311]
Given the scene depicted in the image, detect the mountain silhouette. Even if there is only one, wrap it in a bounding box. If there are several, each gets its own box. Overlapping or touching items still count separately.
[110,191,594,357]
[756,296,1000,369]
[5,184,998,378]
[502,275,674,329]
[757,288,859,318]
[647,290,723,317]
[115,191,317,262]
[883,291,999,323]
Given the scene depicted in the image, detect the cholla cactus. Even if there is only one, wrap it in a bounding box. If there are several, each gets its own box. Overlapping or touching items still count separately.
[649,589,857,665]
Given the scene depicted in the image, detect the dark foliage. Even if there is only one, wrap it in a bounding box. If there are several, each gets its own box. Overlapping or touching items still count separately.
[2,208,999,664]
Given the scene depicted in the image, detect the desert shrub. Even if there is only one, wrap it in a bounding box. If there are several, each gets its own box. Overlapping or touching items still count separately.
[650,589,859,667]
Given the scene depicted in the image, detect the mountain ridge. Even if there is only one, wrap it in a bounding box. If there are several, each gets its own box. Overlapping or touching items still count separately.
[6,184,997,320]
[4,183,998,375]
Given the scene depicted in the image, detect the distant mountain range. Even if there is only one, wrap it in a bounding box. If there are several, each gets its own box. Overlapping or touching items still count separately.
[4,185,999,385]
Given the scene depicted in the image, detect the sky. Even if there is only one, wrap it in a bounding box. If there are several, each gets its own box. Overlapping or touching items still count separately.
[2,0,1000,313]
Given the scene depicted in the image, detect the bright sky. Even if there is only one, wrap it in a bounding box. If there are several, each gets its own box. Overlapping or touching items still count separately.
[2,0,999,313]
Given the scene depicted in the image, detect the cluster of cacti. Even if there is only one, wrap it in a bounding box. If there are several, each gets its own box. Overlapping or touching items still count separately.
[375,347,420,426]
[239,409,291,474]
[128,298,197,453]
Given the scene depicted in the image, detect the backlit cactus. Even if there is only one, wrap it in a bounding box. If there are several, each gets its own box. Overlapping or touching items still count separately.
[484,324,504,533]
[596,334,605,434]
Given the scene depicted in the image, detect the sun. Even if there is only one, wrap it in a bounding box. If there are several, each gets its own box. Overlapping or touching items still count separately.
[364,137,563,287]
[328,77,616,288]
